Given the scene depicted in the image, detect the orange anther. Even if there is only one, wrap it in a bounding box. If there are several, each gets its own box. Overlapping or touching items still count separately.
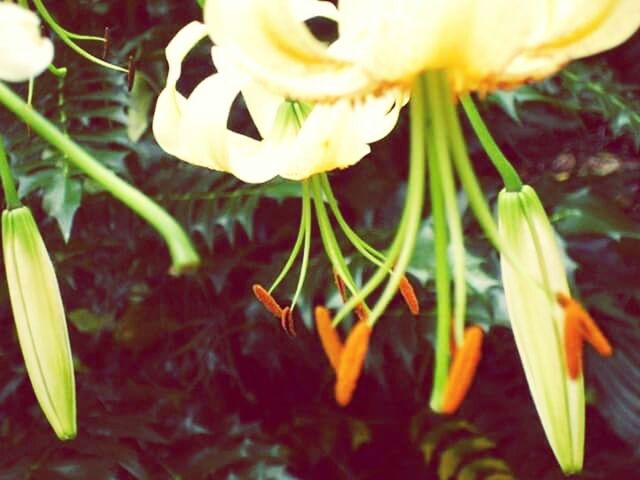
[399,276,420,315]
[441,325,484,414]
[563,309,583,380]
[315,306,344,371]
[252,284,283,318]
[335,321,372,407]
[557,292,613,378]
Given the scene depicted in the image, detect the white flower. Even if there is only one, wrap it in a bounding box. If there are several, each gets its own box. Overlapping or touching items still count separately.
[152,12,405,183]
[203,0,640,100]
[0,3,54,82]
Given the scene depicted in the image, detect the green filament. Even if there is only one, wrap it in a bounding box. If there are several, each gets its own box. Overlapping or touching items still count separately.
[460,94,522,192]
[32,0,127,74]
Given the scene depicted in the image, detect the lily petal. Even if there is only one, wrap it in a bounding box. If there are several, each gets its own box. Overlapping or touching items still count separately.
[152,21,209,159]
[203,0,640,100]
[0,3,54,82]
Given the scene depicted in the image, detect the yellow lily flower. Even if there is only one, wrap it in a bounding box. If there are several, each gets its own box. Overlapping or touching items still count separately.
[498,185,611,473]
[0,3,54,82]
[152,13,405,182]
[3,206,76,440]
[203,0,640,100]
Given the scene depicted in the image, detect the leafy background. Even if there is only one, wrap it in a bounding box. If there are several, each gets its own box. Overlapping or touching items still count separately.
[0,1,639,479]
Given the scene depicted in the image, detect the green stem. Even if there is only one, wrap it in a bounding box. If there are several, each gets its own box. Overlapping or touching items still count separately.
[310,176,359,299]
[0,137,21,209]
[32,0,127,74]
[446,98,503,253]
[460,94,522,192]
[429,72,466,347]
[426,75,452,412]
[269,183,307,293]
[319,174,387,267]
[366,73,426,325]
[290,180,312,309]
[0,81,199,275]
[332,74,426,327]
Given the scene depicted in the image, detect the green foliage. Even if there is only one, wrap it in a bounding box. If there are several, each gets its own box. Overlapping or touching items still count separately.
[490,61,640,150]
[0,2,639,479]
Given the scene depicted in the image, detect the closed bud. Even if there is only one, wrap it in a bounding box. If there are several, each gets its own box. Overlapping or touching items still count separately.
[3,206,76,440]
[498,186,583,474]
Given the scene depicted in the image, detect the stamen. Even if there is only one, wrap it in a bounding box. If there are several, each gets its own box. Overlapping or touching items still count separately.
[557,292,613,379]
[354,303,368,322]
[280,306,296,337]
[102,27,110,59]
[399,276,420,315]
[335,321,372,407]
[333,269,367,322]
[563,309,583,380]
[252,284,283,318]
[315,306,343,371]
[333,269,347,303]
[579,313,613,357]
[441,325,484,414]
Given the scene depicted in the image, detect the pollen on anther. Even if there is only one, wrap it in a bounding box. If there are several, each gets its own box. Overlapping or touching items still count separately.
[441,325,484,414]
[564,310,583,379]
[558,292,614,379]
[315,306,343,371]
[252,284,283,318]
[335,321,372,407]
[399,276,420,315]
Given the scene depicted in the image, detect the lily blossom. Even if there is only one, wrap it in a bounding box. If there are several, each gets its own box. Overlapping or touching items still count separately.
[0,3,54,82]
[152,15,405,183]
[204,0,640,100]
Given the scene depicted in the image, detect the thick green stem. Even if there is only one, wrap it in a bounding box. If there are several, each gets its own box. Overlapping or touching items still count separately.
[426,75,452,411]
[0,137,21,209]
[460,94,522,192]
[0,81,199,275]
[429,73,466,347]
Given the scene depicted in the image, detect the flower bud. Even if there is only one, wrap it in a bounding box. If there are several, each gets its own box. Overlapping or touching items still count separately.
[2,206,76,439]
[0,4,54,82]
[498,185,583,474]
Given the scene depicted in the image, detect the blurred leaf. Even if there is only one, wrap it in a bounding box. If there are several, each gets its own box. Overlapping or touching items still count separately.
[409,219,435,285]
[68,308,113,333]
[128,73,154,142]
[42,170,82,242]
[553,188,640,240]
